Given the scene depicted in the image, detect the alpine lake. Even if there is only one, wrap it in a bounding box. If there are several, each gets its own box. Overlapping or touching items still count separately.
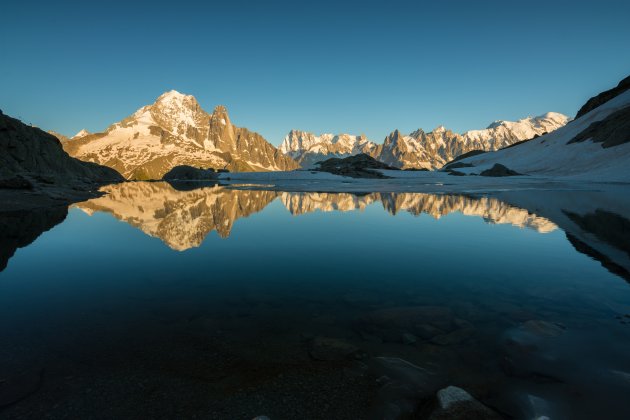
[1,181,630,419]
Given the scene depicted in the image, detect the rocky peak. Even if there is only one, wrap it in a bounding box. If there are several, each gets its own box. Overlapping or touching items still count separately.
[383,129,404,147]
[409,129,426,139]
[149,90,206,131]
[210,105,232,127]
[433,125,447,133]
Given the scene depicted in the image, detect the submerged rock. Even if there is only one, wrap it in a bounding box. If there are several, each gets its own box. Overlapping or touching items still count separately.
[522,320,566,338]
[401,333,418,345]
[308,336,364,361]
[501,320,568,383]
[430,327,475,346]
[358,306,455,343]
[368,357,447,419]
[429,386,503,419]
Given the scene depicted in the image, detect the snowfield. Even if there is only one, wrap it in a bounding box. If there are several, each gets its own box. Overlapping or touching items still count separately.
[456,91,630,182]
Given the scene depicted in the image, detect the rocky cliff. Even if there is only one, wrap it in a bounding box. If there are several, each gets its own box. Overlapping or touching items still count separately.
[0,110,123,190]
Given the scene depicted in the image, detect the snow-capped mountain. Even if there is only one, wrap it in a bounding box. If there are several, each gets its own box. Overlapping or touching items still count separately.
[280,113,569,169]
[72,129,90,139]
[63,90,298,179]
[400,112,570,169]
[279,130,380,168]
[456,87,630,182]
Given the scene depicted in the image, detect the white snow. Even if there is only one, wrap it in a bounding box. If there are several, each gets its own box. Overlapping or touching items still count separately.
[458,91,630,182]
[72,129,90,139]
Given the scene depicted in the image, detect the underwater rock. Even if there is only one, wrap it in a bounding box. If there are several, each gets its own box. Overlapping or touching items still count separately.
[308,336,364,361]
[429,386,503,419]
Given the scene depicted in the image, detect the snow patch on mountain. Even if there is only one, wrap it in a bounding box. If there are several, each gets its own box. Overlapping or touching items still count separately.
[72,129,90,139]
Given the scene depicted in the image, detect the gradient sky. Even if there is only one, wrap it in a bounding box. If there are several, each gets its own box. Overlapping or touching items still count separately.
[1,0,629,145]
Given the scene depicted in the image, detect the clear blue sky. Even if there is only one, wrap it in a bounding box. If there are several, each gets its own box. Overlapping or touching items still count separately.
[1,0,629,145]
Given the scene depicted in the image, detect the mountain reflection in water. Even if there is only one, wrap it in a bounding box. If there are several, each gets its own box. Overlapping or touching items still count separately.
[74,182,557,251]
[1,183,630,419]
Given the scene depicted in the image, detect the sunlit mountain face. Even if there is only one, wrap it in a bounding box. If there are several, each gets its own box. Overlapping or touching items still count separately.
[72,183,556,251]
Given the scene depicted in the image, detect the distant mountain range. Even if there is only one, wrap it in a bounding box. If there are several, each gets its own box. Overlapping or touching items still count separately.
[280,113,569,169]
[61,91,298,180]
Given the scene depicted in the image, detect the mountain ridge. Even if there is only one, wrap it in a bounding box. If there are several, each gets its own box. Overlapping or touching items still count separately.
[63,90,299,180]
[280,112,569,169]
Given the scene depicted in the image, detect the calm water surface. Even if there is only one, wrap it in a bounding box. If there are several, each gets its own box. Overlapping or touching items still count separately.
[1,182,629,419]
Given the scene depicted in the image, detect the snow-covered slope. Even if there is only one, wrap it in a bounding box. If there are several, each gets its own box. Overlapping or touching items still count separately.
[64,91,298,180]
[458,91,630,182]
[281,113,569,170]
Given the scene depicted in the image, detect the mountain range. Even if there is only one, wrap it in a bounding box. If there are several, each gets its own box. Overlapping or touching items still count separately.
[51,90,571,179]
[280,112,569,169]
[18,73,630,182]
[61,91,298,180]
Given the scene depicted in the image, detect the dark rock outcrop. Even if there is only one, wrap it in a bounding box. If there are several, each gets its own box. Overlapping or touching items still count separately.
[568,105,630,148]
[479,164,522,177]
[442,162,474,171]
[575,75,630,119]
[162,165,218,181]
[0,111,124,189]
[446,169,467,176]
[315,153,398,178]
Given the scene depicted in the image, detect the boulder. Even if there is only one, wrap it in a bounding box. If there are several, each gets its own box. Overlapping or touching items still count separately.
[308,336,364,361]
[367,357,447,419]
[162,165,218,181]
[315,153,398,178]
[429,386,503,419]
[358,306,455,343]
[479,164,522,177]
